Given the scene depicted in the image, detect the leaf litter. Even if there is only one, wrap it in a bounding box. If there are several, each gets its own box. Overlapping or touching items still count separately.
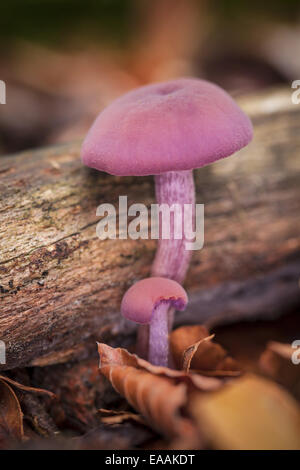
[98,324,300,450]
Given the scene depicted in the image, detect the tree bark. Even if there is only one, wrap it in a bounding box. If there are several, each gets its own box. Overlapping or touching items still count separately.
[0,87,299,370]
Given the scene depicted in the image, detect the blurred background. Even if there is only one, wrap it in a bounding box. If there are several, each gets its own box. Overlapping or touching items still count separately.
[0,0,299,156]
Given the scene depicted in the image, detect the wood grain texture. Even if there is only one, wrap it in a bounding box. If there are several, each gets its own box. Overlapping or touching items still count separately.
[0,87,299,369]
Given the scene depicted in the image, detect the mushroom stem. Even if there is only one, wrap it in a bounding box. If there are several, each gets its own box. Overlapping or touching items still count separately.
[152,169,195,283]
[137,170,195,360]
[148,302,169,366]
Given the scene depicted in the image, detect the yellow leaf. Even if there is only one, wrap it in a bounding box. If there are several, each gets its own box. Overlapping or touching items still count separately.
[190,374,300,450]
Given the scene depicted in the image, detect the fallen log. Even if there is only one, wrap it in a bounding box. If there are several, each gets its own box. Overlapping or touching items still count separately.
[0,87,299,369]
[178,261,300,329]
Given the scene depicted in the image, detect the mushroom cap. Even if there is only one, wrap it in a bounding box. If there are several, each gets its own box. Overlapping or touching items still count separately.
[121,277,187,324]
[81,78,253,176]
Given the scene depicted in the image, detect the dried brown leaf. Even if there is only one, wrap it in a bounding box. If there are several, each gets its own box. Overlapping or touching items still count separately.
[98,343,221,448]
[98,341,222,391]
[0,379,24,448]
[190,374,300,450]
[170,325,241,376]
[182,334,215,372]
[259,341,300,400]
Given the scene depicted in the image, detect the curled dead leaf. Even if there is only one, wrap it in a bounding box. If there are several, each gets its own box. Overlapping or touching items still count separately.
[170,325,241,376]
[98,341,222,391]
[0,379,24,448]
[189,374,300,450]
[182,334,215,372]
[98,343,222,448]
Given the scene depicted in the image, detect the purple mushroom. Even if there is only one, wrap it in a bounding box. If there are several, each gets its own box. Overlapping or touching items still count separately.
[81,78,253,364]
[121,277,187,366]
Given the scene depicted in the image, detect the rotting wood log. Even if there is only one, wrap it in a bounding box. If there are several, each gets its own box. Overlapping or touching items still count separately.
[177,261,300,329]
[0,87,300,370]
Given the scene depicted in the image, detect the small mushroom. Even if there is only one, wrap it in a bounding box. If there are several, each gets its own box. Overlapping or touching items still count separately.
[82,78,253,358]
[121,277,187,366]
